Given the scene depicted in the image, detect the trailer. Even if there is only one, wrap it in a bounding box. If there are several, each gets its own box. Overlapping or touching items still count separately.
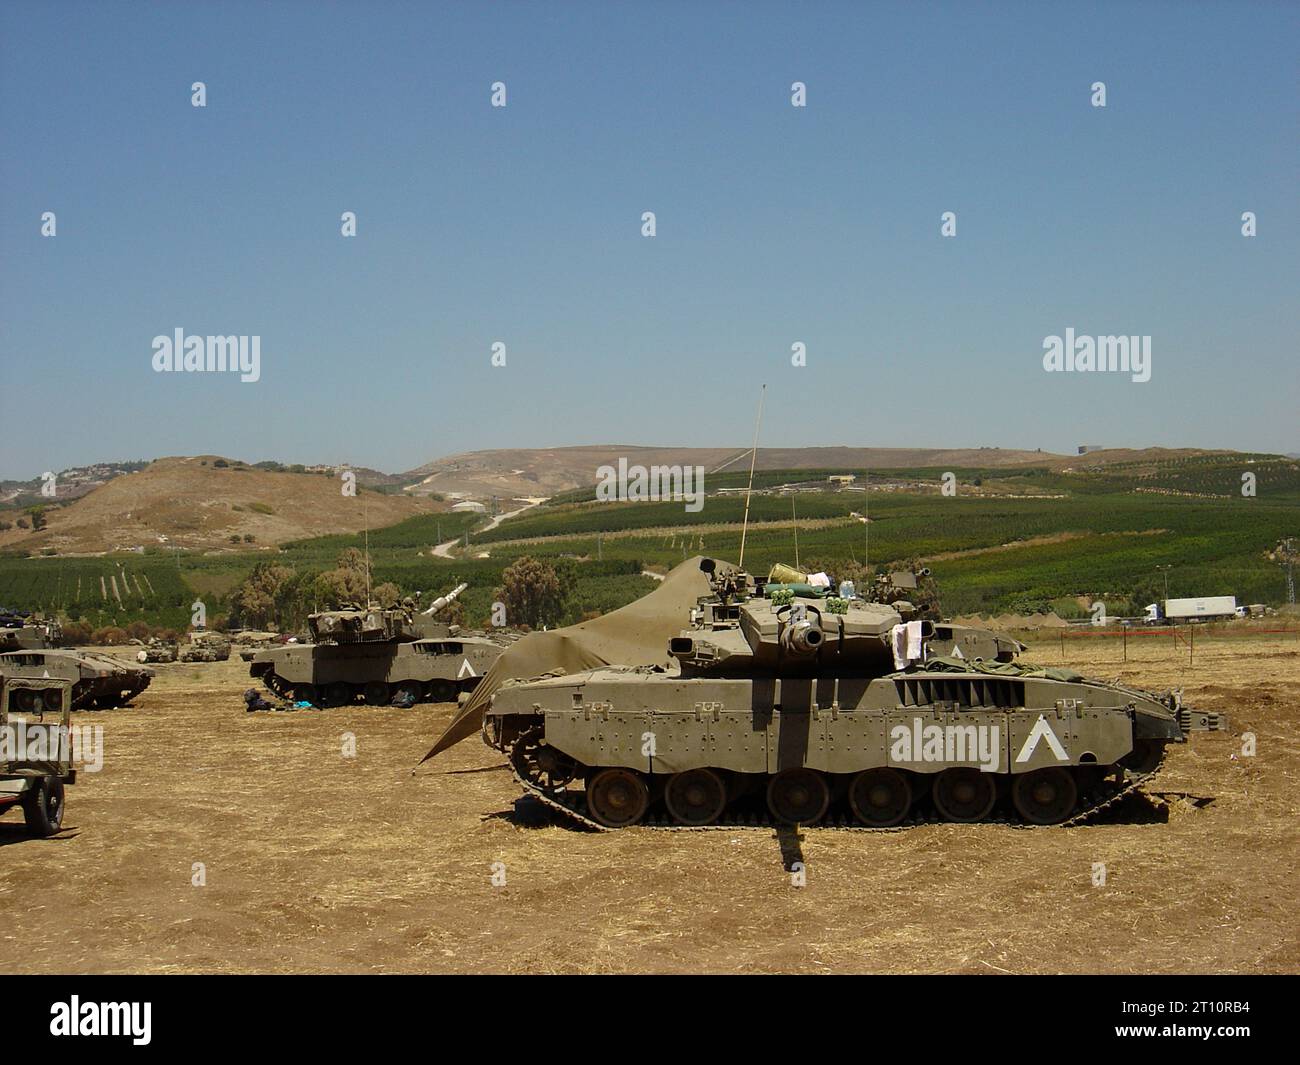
[1144,596,1238,624]
[0,676,75,836]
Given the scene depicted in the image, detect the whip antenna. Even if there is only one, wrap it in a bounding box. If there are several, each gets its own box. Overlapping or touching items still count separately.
[737,384,766,569]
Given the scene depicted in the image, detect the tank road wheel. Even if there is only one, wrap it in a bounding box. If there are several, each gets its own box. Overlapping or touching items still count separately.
[931,768,997,823]
[362,682,391,706]
[294,684,320,706]
[510,729,578,793]
[848,768,913,827]
[586,768,650,828]
[664,768,727,826]
[425,680,457,704]
[766,769,830,825]
[323,683,354,707]
[1012,767,1078,826]
[22,776,65,837]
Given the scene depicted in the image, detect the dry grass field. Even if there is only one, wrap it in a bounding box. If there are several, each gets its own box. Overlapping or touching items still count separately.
[1,633,1295,974]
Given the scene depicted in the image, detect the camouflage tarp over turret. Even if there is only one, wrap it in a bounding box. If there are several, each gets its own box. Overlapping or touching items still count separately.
[422,557,715,760]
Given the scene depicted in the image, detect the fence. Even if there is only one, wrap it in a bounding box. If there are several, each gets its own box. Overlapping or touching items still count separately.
[1052,624,1299,666]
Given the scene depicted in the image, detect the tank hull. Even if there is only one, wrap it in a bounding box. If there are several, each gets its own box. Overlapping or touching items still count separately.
[249,636,505,705]
[485,665,1224,828]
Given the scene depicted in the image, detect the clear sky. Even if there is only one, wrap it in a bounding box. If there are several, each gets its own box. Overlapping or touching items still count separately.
[1,0,1295,479]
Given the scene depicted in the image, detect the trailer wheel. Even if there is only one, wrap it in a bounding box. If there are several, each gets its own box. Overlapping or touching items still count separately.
[22,776,64,837]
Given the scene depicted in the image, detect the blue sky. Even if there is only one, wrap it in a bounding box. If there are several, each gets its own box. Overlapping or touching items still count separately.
[1,0,1295,479]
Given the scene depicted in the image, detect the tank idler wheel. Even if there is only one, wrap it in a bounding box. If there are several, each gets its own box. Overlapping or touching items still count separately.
[766,768,830,825]
[1012,767,1078,825]
[664,768,728,826]
[848,767,913,827]
[932,768,997,823]
[586,768,650,828]
[324,683,354,707]
[510,729,578,792]
[362,682,391,706]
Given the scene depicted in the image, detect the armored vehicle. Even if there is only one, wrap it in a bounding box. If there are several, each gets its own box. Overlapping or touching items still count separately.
[137,637,179,664]
[179,631,231,663]
[0,676,76,836]
[247,583,508,707]
[0,610,60,652]
[0,646,153,710]
[484,560,1226,829]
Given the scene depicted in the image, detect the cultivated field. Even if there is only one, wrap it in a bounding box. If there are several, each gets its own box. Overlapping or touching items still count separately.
[1,632,1295,974]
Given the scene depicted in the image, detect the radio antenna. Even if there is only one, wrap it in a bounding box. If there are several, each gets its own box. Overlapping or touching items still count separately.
[791,492,799,570]
[737,383,766,569]
[363,490,372,607]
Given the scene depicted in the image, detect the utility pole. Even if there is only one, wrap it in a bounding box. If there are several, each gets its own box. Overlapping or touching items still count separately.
[1157,565,1172,602]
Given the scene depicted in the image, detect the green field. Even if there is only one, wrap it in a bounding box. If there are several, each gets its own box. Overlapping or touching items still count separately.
[1,456,1296,630]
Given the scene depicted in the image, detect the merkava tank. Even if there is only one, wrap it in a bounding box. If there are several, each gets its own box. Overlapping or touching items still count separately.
[178,631,232,663]
[0,609,59,652]
[484,560,1226,829]
[247,583,507,707]
[0,613,154,710]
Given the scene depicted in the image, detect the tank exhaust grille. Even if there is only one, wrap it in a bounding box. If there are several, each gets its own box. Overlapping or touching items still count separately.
[895,676,1024,709]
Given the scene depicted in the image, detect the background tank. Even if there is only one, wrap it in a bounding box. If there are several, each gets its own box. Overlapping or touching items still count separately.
[0,646,154,710]
[246,583,509,707]
[484,559,1227,829]
[178,631,231,663]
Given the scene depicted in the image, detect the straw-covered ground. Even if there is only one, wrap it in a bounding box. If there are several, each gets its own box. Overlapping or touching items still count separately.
[1,632,1295,973]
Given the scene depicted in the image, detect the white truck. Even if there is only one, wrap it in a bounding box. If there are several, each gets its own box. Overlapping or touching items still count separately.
[1144,596,1238,624]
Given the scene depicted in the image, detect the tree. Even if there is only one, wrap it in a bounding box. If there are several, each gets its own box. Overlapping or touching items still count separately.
[231,562,298,630]
[316,547,370,607]
[27,506,47,530]
[497,556,567,629]
[373,582,401,608]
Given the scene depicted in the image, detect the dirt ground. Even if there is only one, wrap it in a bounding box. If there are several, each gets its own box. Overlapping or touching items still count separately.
[1,634,1296,974]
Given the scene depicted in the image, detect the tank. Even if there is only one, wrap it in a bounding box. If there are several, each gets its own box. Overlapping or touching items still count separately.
[246,583,509,706]
[0,610,60,652]
[137,637,178,664]
[483,559,1227,829]
[0,646,154,710]
[178,631,231,663]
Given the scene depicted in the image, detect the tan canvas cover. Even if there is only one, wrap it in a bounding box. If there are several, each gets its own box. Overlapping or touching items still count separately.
[421,556,715,760]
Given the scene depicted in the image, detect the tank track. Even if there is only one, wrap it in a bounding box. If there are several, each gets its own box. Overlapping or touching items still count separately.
[504,747,1168,833]
[259,672,459,707]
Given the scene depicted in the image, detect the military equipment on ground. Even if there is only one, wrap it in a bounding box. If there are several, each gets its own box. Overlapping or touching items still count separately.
[179,632,231,663]
[137,637,178,664]
[485,559,1227,829]
[0,610,61,652]
[0,631,154,710]
[0,676,76,836]
[247,583,508,706]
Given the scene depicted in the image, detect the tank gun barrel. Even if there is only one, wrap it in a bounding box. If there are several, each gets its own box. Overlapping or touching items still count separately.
[423,582,468,615]
[780,614,824,656]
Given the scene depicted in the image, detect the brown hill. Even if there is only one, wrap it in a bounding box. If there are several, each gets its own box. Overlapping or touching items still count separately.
[0,456,438,556]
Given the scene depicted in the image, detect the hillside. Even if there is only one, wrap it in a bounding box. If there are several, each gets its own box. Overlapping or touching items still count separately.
[402,445,1259,500]
[0,456,440,556]
[403,445,1074,499]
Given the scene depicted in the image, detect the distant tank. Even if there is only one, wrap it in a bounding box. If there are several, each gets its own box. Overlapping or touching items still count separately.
[484,559,1227,829]
[179,631,231,663]
[0,610,60,652]
[137,637,178,664]
[246,583,509,706]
